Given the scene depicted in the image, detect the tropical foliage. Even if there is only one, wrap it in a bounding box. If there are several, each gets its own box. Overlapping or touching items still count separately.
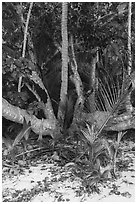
[2,2,135,190]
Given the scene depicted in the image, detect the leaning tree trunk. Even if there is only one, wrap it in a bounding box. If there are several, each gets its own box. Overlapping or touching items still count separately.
[57,2,68,126]
[2,98,57,137]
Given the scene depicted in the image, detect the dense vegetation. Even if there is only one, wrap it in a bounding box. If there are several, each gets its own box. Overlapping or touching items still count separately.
[2,2,135,192]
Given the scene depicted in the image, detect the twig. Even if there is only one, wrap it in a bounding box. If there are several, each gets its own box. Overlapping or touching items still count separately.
[15,147,45,158]
[94,9,128,27]
[25,83,41,102]
[3,163,15,168]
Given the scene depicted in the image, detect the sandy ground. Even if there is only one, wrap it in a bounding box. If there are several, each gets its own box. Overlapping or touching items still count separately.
[2,140,135,202]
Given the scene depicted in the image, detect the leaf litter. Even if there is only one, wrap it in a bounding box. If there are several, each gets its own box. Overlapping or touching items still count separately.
[2,140,135,202]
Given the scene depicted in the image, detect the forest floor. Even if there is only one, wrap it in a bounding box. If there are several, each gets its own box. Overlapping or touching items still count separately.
[2,135,135,202]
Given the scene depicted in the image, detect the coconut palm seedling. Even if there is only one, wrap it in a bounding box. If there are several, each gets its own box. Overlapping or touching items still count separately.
[79,71,134,189]
[79,123,112,189]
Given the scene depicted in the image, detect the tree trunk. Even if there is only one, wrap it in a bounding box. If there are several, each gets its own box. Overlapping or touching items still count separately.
[2,98,57,137]
[89,48,98,113]
[125,2,133,113]
[70,35,84,119]
[127,2,132,76]
[89,3,99,113]
[17,2,33,93]
[57,2,68,125]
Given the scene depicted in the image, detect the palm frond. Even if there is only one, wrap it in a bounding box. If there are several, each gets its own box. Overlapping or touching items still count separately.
[95,72,134,137]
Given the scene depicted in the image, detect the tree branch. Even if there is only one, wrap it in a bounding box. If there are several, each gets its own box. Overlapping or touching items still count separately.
[2,98,57,137]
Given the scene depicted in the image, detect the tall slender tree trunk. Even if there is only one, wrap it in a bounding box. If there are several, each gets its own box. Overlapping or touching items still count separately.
[89,3,99,113]
[127,2,132,76]
[57,2,68,124]
[17,2,33,92]
[89,48,98,113]
[125,2,133,113]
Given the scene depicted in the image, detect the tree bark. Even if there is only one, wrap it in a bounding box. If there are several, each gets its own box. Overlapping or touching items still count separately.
[2,97,134,139]
[89,4,99,113]
[57,2,68,125]
[127,2,132,76]
[89,48,98,113]
[125,2,133,113]
[17,2,33,92]
[2,98,57,137]
[70,35,84,118]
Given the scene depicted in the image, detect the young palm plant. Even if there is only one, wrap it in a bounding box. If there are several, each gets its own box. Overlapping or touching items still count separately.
[80,71,134,188]
[80,123,112,189]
